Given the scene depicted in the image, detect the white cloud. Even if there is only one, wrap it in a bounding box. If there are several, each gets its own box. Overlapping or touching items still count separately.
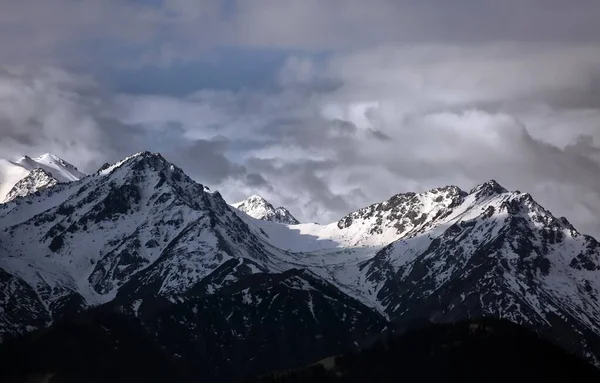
[0,68,112,168]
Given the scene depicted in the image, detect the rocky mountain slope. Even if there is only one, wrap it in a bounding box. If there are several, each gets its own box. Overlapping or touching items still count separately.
[0,153,85,202]
[0,151,599,380]
[236,182,600,362]
[0,152,386,380]
[233,195,300,225]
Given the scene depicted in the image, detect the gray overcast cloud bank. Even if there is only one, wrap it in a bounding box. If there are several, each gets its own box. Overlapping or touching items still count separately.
[2,0,600,65]
[1,2,600,236]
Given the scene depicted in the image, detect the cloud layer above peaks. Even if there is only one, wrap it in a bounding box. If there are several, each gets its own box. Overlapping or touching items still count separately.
[1,1,600,236]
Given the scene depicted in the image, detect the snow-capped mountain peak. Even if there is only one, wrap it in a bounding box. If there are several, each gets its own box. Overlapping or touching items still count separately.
[4,168,58,202]
[0,153,85,203]
[469,179,508,199]
[0,159,31,203]
[234,195,272,211]
[35,153,84,179]
[232,195,300,225]
[15,153,84,183]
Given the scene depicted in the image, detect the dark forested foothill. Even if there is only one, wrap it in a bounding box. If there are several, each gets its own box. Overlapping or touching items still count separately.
[0,312,191,383]
[248,318,600,383]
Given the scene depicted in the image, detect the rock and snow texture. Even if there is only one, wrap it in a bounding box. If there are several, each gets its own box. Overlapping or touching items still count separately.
[16,153,85,183]
[0,152,599,364]
[0,154,84,202]
[4,168,58,202]
[0,159,30,203]
[232,195,300,225]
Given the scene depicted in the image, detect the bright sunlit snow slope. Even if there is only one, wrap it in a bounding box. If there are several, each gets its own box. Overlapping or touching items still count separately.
[17,153,85,182]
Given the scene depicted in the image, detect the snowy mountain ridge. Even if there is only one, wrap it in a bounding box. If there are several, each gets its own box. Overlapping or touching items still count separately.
[0,151,599,369]
[17,153,85,182]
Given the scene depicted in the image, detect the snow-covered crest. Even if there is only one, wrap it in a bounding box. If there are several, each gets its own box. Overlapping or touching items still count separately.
[16,153,85,182]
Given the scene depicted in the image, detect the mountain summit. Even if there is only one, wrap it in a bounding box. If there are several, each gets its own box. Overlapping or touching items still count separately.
[232,195,300,225]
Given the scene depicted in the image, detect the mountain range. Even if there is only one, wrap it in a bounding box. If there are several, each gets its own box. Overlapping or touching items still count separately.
[0,151,599,381]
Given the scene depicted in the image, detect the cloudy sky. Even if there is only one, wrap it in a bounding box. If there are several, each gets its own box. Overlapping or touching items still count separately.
[1,0,600,235]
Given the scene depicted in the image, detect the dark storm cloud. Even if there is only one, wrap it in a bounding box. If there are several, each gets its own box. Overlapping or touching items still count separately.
[565,135,600,164]
[0,68,244,186]
[0,117,37,145]
[369,130,392,141]
[245,173,271,189]
[224,1,600,50]
[2,0,600,68]
[167,136,247,185]
[0,68,122,168]
[255,117,360,151]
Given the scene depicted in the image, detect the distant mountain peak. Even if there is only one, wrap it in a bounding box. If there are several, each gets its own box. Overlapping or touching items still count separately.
[242,195,273,209]
[34,153,60,162]
[18,152,81,170]
[4,168,58,202]
[0,153,85,202]
[233,195,300,225]
[469,179,508,198]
